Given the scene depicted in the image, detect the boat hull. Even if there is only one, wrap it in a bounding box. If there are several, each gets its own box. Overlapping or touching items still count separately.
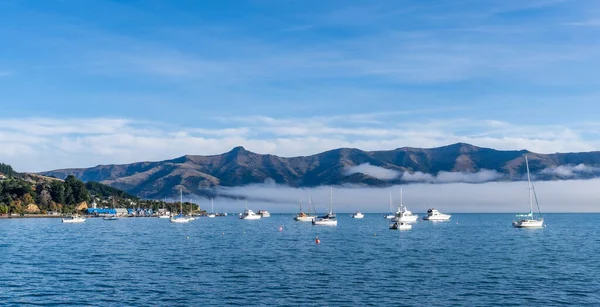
[240,215,261,220]
[351,214,364,219]
[62,218,85,224]
[158,215,171,219]
[294,216,314,222]
[312,219,337,226]
[170,217,192,223]
[393,215,419,223]
[423,215,451,221]
[513,219,544,228]
[389,223,412,230]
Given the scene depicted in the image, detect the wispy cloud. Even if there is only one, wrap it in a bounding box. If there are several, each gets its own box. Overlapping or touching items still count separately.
[213,179,600,213]
[343,163,400,180]
[0,71,12,77]
[562,19,600,27]
[540,164,600,178]
[1,115,600,173]
[401,169,504,184]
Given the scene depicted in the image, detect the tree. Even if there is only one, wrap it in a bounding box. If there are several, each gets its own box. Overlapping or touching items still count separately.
[49,181,65,205]
[39,189,52,210]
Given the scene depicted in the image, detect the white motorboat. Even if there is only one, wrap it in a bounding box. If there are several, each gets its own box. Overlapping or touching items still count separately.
[170,215,193,223]
[423,208,451,221]
[389,221,412,230]
[62,215,86,223]
[513,156,545,228]
[393,189,419,223]
[103,215,118,221]
[170,189,193,223]
[312,187,337,226]
[351,210,364,219]
[158,214,171,219]
[294,197,316,222]
[258,210,271,218]
[239,209,262,220]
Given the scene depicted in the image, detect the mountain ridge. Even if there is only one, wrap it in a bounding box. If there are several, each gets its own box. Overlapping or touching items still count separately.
[40,143,600,199]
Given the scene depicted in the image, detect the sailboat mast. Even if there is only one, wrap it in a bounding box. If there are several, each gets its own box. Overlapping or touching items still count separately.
[330,187,333,214]
[400,188,403,208]
[180,189,183,215]
[389,192,392,213]
[525,156,534,215]
[211,198,214,213]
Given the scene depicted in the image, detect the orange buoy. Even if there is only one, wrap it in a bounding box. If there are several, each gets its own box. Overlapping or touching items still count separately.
[315,236,321,244]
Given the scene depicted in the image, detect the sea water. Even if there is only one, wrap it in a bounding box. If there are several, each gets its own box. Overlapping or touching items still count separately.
[1,214,599,306]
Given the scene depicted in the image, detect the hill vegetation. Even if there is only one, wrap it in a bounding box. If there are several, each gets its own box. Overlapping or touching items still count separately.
[40,143,600,199]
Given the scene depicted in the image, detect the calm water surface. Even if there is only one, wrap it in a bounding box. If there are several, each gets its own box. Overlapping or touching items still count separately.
[1,214,599,306]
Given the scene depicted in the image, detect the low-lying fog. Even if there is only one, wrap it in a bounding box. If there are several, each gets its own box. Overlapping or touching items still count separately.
[189,179,600,214]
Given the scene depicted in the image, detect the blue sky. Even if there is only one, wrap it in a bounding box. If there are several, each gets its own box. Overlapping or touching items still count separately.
[1,0,600,171]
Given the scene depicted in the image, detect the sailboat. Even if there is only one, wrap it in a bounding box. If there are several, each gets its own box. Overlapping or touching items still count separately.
[384,193,395,219]
[170,189,193,223]
[208,198,216,218]
[295,196,316,222]
[103,195,119,220]
[513,156,544,228]
[393,189,418,223]
[312,187,337,226]
[158,197,171,218]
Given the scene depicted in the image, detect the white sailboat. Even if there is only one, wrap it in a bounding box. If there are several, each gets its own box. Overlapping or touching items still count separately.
[312,187,337,226]
[207,198,216,218]
[158,197,171,218]
[170,189,193,223]
[393,189,418,223]
[294,196,316,222]
[513,156,544,228]
[384,193,395,219]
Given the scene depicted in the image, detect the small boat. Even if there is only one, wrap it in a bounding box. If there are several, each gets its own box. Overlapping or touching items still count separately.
[294,196,316,222]
[393,189,418,223]
[384,192,395,219]
[312,187,337,226]
[170,189,193,223]
[351,210,364,219]
[62,215,86,223]
[158,214,171,219]
[207,198,216,218]
[257,210,271,218]
[103,215,118,221]
[389,221,412,230]
[513,156,544,228]
[239,209,261,220]
[423,208,451,221]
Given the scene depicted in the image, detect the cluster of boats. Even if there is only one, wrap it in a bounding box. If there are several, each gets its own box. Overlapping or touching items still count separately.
[63,156,544,229]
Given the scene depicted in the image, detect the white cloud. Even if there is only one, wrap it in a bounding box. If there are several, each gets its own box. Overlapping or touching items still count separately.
[540,164,600,178]
[401,169,503,183]
[1,115,600,173]
[343,163,400,180]
[211,179,600,213]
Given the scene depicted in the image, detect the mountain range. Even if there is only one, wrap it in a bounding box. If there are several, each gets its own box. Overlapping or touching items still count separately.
[40,143,600,199]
